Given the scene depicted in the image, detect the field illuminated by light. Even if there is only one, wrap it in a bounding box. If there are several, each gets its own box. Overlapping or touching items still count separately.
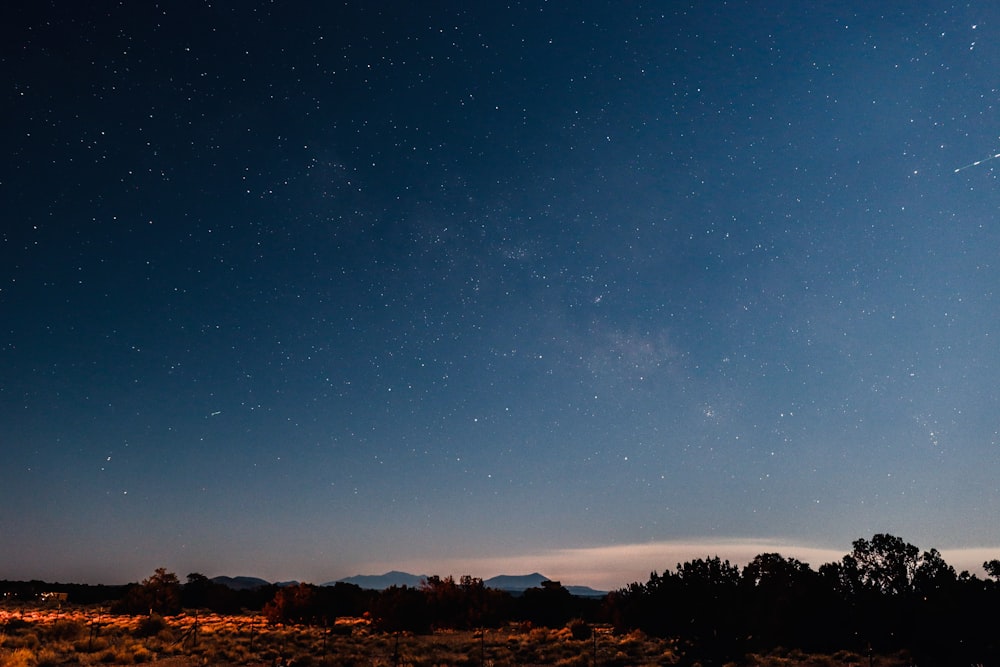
[0,604,911,666]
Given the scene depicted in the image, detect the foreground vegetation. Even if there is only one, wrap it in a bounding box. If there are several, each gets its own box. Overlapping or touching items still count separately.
[3,533,1000,665]
[0,606,916,667]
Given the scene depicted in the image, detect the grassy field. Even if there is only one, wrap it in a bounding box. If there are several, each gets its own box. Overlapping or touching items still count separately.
[0,604,912,666]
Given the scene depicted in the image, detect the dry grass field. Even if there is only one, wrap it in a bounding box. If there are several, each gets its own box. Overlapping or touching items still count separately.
[0,604,912,667]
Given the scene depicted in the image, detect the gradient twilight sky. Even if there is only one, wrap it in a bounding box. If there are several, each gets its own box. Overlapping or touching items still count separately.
[3,1,1000,590]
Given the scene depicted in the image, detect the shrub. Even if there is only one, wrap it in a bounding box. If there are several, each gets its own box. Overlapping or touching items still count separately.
[130,645,154,663]
[43,619,84,641]
[0,648,36,667]
[1,632,39,651]
[528,626,551,643]
[555,655,591,667]
[34,648,61,667]
[97,643,143,664]
[74,637,110,653]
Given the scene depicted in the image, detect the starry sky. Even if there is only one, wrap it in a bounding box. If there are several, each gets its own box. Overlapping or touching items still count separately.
[3,1,1000,590]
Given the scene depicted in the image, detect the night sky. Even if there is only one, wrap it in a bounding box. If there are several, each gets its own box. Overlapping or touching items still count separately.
[3,1,1000,590]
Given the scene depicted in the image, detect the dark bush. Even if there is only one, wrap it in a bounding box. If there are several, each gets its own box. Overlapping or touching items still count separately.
[567,618,592,640]
[134,614,169,638]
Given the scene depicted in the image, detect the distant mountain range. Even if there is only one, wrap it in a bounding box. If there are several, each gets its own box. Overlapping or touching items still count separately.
[209,576,300,590]
[211,571,605,596]
[210,576,273,590]
[329,571,607,597]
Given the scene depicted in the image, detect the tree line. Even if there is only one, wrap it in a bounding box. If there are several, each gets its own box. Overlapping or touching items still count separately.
[5,534,1000,664]
[610,534,1000,664]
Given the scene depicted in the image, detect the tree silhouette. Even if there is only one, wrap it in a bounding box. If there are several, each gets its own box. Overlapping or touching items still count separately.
[674,557,743,662]
[370,586,431,634]
[114,568,182,616]
[848,533,920,596]
[182,572,241,613]
[741,552,812,589]
[517,581,578,628]
[421,575,511,629]
[740,553,833,651]
[263,583,324,625]
[676,555,740,587]
[913,548,957,596]
[320,581,372,620]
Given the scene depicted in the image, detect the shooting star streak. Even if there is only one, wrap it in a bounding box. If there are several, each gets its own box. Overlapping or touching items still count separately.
[954,152,1000,173]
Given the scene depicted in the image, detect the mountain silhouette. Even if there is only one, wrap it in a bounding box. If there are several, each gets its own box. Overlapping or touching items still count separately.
[327,571,428,589]
[483,572,550,591]
[210,576,272,590]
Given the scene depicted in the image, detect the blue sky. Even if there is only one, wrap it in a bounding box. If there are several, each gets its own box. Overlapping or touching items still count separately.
[3,1,1000,589]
